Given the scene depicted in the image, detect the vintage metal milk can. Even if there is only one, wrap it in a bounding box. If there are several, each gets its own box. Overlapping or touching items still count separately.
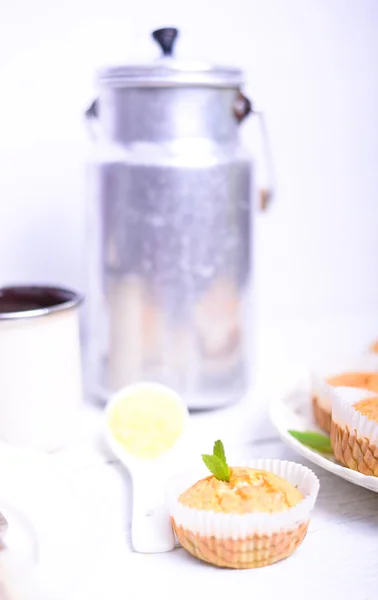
[84,27,273,409]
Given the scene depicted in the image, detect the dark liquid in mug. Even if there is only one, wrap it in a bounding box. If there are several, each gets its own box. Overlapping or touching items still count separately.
[0,286,77,315]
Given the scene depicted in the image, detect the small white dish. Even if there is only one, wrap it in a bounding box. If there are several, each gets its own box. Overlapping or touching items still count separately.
[269,377,378,493]
[105,381,190,554]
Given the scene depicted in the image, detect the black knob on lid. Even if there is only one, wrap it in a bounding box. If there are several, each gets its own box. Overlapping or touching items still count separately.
[152,27,179,56]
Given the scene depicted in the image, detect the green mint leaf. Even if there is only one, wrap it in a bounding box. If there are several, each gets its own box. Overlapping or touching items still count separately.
[202,453,230,482]
[213,440,227,463]
[202,439,231,481]
[288,430,333,454]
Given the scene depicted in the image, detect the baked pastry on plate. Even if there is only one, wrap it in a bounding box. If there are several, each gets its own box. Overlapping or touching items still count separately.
[331,387,378,476]
[311,355,378,434]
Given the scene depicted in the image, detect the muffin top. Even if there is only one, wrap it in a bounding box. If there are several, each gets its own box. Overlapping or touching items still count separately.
[353,396,378,424]
[178,466,303,514]
[327,371,378,393]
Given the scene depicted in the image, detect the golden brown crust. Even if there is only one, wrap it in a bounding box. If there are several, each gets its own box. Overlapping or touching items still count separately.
[312,395,332,434]
[178,467,303,514]
[326,371,378,391]
[172,520,309,569]
[331,421,378,476]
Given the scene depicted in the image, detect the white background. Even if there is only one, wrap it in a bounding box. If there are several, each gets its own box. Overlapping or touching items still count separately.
[0,0,377,346]
[0,8,378,596]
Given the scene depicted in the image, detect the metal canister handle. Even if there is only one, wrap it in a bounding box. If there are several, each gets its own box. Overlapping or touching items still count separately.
[85,99,100,139]
[254,109,275,210]
[233,92,252,123]
[234,92,275,211]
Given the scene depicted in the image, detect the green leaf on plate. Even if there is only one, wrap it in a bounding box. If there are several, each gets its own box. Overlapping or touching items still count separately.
[288,430,333,454]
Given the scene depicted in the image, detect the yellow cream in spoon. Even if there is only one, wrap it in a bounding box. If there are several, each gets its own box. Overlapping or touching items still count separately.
[107,386,186,459]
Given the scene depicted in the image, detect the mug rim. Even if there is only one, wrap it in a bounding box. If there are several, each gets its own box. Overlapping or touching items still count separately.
[0,285,84,321]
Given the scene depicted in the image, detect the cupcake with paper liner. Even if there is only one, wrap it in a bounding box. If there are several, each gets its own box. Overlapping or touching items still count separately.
[168,441,319,569]
[311,354,378,434]
[331,387,378,476]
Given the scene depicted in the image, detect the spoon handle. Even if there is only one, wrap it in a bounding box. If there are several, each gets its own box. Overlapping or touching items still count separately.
[131,474,176,554]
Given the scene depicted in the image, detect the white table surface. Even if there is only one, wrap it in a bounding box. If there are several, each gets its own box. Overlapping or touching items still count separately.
[12,312,378,600]
[58,396,378,599]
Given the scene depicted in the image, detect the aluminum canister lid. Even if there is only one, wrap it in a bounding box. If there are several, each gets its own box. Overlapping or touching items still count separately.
[97,27,244,88]
[98,61,243,88]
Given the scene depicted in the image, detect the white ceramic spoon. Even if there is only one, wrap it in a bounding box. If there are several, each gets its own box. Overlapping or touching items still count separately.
[104,382,189,554]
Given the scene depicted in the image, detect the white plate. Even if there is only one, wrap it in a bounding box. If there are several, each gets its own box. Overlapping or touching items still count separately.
[269,379,378,493]
[0,441,100,599]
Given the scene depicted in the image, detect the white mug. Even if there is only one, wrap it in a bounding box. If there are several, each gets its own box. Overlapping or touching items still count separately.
[0,286,84,452]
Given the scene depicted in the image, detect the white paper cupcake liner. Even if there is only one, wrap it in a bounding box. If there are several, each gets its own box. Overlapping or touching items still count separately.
[168,459,319,540]
[331,386,378,446]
